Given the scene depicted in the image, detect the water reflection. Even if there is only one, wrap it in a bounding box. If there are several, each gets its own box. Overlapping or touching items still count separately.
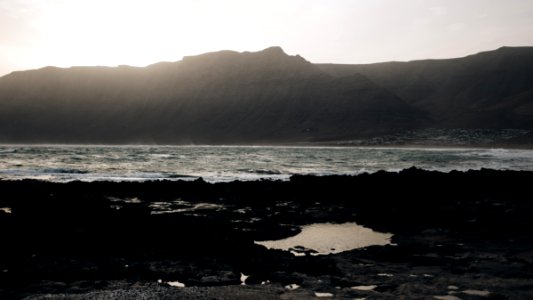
[255,222,392,255]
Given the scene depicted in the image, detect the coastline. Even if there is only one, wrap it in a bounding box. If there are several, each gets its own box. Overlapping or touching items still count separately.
[2,145,533,184]
[1,138,533,150]
[1,168,533,299]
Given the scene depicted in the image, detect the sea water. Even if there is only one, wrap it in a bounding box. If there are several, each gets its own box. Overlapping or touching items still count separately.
[1,145,533,182]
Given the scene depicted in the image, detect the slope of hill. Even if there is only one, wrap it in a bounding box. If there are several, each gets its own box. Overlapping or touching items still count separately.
[1,46,533,145]
[318,47,533,130]
[0,47,422,144]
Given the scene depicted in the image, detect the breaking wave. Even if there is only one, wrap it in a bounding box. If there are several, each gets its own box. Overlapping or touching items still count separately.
[1,145,533,182]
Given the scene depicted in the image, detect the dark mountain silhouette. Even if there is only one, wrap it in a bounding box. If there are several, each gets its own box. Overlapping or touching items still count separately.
[0,46,532,145]
[0,47,422,144]
[318,46,533,130]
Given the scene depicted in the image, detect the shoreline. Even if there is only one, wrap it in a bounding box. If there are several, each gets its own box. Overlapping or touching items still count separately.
[1,169,533,299]
[1,142,533,150]
[3,165,533,184]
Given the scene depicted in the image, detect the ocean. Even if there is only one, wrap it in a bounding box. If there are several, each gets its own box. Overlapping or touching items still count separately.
[1,145,533,182]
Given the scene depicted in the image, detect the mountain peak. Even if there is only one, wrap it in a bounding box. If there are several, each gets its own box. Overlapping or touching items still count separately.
[249,46,312,67]
[259,46,286,55]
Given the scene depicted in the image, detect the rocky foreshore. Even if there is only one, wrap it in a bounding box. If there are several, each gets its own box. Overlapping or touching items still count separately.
[1,168,533,299]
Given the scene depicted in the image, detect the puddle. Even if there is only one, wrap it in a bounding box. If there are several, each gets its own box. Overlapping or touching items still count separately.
[285,284,300,290]
[235,207,251,214]
[315,292,334,297]
[107,197,142,210]
[240,273,249,285]
[434,296,461,300]
[0,207,12,214]
[108,197,142,204]
[462,289,490,296]
[149,200,225,215]
[351,285,377,291]
[167,280,185,288]
[254,222,392,255]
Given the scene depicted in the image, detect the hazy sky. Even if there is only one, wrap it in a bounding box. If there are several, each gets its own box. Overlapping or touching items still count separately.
[1,0,533,76]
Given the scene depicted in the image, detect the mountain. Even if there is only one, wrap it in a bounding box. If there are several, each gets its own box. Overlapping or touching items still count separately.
[0,47,423,144]
[1,46,533,145]
[318,46,533,130]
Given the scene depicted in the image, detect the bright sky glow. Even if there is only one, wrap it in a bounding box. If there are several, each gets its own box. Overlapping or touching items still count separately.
[1,0,533,76]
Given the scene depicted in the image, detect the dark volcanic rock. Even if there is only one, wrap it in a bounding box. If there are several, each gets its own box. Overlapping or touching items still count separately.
[1,169,533,299]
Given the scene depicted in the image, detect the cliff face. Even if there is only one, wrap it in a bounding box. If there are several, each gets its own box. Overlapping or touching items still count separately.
[0,47,422,144]
[318,47,533,130]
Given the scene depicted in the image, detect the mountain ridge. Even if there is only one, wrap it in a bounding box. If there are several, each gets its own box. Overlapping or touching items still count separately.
[0,47,422,144]
[1,46,532,145]
[317,46,533,130]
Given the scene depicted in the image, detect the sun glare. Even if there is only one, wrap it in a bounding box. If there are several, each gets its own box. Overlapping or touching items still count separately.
[26,0,292,68]
[2,0,533,75]
[33,1,206,67]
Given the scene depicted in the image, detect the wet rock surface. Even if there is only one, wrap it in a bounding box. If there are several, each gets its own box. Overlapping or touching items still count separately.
[1,168,533,299]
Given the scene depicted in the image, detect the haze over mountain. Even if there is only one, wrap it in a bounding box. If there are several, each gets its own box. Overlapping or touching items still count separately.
[0,46,532,145]
[318,46,533,130]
